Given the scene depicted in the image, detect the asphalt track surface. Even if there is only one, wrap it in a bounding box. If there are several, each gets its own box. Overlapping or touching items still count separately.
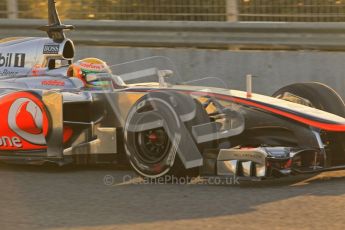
[0,163,345,230]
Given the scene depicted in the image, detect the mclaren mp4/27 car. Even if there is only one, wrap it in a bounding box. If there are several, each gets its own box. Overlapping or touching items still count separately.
[0,0,345,181]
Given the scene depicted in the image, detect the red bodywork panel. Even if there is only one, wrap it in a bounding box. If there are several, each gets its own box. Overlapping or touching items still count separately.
[0,92,49,150]
[0,91,74,151]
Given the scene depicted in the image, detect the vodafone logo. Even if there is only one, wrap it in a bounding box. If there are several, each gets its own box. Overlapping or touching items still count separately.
[80,62,104,71]
[41,80,65,86]
[8,98,46,145]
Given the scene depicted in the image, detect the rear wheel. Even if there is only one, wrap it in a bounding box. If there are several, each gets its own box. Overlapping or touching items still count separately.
[124,92,210,179]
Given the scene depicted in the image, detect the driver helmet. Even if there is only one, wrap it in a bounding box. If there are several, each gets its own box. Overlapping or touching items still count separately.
[67,57,113,88]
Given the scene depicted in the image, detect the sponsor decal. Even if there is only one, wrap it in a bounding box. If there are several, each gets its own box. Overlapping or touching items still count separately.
[0,92,49,150]
[0,53,25,68]
[8,97,47,145]
[43,44,60,54]
[41,80,65,86]
[0,136,22,148]
[0,69,19,77]
[80,62,105,71]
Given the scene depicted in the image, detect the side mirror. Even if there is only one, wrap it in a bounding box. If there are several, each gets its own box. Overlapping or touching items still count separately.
[157,69,174,88]
[48,59,56,70]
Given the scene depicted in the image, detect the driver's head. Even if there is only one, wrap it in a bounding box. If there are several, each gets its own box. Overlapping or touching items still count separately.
[67,58,111,88]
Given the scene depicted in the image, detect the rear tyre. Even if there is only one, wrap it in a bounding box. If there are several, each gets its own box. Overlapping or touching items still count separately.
[272,82,345,117]
[123,92,210,179]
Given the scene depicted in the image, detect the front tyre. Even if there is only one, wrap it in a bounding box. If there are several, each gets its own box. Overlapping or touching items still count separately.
[272,82,345,117]
[273,82,345,165]
[123,92,209,179]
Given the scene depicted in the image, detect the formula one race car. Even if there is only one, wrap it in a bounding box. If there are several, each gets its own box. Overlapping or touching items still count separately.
[1,0,345,181]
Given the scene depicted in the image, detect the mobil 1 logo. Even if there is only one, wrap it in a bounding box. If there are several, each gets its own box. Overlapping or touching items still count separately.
[0,53,26,68]
[43,44,59,54]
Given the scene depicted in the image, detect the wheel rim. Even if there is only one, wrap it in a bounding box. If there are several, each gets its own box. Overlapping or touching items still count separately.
[135,128,171,164]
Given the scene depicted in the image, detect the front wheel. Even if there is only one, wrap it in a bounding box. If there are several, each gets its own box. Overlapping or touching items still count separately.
[123,92,210,179]
[273,82,345,166]
[272,82,345,117]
